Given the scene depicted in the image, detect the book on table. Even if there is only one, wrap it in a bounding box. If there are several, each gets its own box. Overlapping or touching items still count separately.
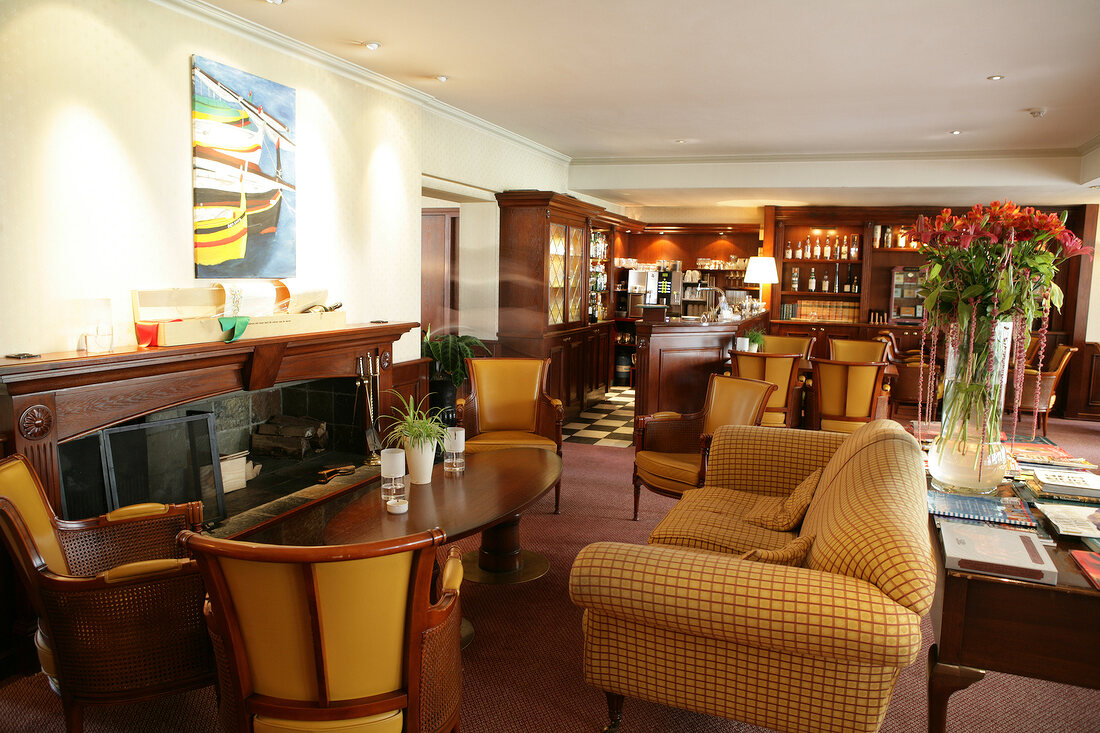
[939,521,1058,585]
[926,490,1037,527]
[1020,479,1100,506]
[1012,444,1098,471]
[1036,503,1100,539]
[932,514,1055,546]
[1033,469,1100,499]
[1070,550,1100,590]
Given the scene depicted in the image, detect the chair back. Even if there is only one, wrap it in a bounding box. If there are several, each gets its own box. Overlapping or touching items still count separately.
[179,528,457,733]
[466,357,548,432]
[763,334,815,359]
[812,359,887,432]
[1043,344,1076,376]
[829,338,888,362]
[729,351,800,426]
[700,375,776,433]
[0,454,69,574]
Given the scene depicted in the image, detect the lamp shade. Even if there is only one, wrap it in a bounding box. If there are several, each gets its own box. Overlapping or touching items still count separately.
[744,256,779,285]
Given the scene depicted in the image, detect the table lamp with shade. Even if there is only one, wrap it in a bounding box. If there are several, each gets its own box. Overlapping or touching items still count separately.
[742,256,778,316]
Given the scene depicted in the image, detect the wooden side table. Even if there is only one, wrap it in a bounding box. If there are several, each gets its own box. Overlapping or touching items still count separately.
[927,513,1100,733]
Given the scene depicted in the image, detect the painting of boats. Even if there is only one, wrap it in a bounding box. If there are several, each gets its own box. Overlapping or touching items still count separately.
[192,56,295,278]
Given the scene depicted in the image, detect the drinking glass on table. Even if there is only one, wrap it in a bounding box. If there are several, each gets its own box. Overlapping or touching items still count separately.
[443,427,465,474]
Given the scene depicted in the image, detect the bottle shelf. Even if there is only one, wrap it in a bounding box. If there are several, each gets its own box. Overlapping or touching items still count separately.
[782,291,861,299]
[782,258,862,265]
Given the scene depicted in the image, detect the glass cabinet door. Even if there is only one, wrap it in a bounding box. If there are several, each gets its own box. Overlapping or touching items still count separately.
[567,225,585,323]
[548,222,567,326]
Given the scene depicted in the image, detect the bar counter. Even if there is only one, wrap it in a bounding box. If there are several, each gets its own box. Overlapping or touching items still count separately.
[633,312,769,416]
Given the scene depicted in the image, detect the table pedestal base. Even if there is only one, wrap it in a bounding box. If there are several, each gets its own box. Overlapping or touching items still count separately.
[461,513,550,584]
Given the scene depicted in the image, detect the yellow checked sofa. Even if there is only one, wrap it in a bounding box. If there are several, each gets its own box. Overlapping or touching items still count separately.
[569,420,935,733]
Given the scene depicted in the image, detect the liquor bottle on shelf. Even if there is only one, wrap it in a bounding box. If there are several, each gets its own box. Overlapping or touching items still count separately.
[823,237,832,260]
[808,267,817,292]
[795,239,804,259]
[843,268,852,293]
[821,270,830,293]
[785,240,792,259]
[850,234,859,260]
[872,225,882,248]
[883,226,893,248]
[791,267,799,291]
[834,264,840,292]
[841,235,849,260]
[852,274,860,293]
[813,237,821,259]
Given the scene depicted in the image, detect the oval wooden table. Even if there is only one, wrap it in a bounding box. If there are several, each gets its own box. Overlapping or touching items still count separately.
[323,448,563,585]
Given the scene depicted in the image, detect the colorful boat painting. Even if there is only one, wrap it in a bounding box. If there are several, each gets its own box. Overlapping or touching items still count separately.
[192,56,295,278]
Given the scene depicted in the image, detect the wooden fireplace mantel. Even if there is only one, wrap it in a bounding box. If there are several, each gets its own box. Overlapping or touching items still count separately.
[0,322,418,512]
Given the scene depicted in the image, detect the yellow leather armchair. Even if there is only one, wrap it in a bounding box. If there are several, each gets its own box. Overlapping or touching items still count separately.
[729,350,803,427]
[0,454,214,733]
[810,358,888,433]
[178,528,463,733]
[631,375,775,520]
[457,357,564,511]
[1007,344,1077,436]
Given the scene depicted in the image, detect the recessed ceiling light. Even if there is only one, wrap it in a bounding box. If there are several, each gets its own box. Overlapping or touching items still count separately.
[266,0,285,5]
[986,75,1004,81]
[951,130,961,135]
[674,139,687,144]
[359,41,381,51]
[435,75,449,82]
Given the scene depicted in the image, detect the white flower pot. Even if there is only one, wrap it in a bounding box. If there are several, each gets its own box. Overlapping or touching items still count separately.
[404,438,437,484]
[748,343,760,352]
[735,336,750,352]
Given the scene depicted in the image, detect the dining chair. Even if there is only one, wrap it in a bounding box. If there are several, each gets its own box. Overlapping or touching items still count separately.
[631,374,775,520]
[889,361,942,421]
[728,350,803,427]
[456,356,564,511]
[0,454,214,733]
[177,528,464,733]
[810,358,889,433]
[762,333,816,359]
[828,337,888,362]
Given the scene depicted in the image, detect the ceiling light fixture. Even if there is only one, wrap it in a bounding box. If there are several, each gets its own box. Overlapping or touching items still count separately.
[986,75,1004,81]
[359,41,381,50]
[265,0,285,5]
[435,75,449,82]
[1027,107,1047,118]
[951,130,961,135]
[674,139,687,144]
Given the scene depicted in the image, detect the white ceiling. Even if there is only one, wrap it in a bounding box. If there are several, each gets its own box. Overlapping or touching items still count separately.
[200,0,1100,209]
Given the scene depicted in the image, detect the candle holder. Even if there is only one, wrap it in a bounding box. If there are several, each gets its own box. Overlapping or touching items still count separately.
[380,448,407,506]
[443,427,465,474]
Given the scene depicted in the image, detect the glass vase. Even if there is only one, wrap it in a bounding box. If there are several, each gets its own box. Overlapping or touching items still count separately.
[928,319,1013,495]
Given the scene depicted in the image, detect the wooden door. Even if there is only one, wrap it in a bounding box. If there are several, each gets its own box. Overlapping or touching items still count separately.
[421,208,459,334]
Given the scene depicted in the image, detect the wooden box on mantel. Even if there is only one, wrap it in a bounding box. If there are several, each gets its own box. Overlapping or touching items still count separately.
[132,286,346,346]
[136,311,347,347]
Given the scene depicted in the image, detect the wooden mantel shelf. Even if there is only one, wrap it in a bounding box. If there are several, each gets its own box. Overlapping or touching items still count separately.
[0,322,418,511]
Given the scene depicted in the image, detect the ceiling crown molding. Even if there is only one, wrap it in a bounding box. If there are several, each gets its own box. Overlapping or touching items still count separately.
[154,0,570,164]
[570,148,1082,167]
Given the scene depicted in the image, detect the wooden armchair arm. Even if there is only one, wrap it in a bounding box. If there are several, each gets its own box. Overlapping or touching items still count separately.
[535,391,564,447]
[455,395,475,435]
[36,563,213,693]
[55,501,203,577]
[418,548,463,733]
[634,412,705,454]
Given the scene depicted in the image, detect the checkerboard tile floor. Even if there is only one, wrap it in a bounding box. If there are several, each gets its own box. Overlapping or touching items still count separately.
[562,387,635,447]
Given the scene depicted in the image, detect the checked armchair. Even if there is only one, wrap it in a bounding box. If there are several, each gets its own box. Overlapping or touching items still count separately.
[0,453,214,733]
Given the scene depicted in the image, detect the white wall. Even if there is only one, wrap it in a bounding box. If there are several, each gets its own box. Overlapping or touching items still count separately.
[0,0,577,360]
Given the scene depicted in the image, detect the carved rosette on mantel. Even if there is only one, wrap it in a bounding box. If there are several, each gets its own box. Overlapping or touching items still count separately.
[18,405,53,440]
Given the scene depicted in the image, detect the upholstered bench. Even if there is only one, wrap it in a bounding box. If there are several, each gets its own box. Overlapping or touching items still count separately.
[570,419,935,733]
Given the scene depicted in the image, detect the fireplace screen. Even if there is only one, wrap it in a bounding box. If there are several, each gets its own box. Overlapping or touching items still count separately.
[58,412,226,523]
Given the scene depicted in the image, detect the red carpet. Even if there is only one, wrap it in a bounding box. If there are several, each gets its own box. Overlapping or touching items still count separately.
[3,441,1099,732]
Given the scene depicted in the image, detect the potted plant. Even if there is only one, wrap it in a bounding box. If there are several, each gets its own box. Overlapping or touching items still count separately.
[422,326,491,424]
[745,327,766,353]
[383,390,447,484]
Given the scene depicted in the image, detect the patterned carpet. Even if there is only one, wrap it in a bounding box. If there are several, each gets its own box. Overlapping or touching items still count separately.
[562,387,635,446]
[4,439,1100,732]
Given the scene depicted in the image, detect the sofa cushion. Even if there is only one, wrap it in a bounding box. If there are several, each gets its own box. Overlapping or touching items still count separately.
[465,431,557,452]
[800,420,936,615]
[744,468,822,531]
[740,534,814,566]
[649,487,795,554]
[634,450,700,487]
